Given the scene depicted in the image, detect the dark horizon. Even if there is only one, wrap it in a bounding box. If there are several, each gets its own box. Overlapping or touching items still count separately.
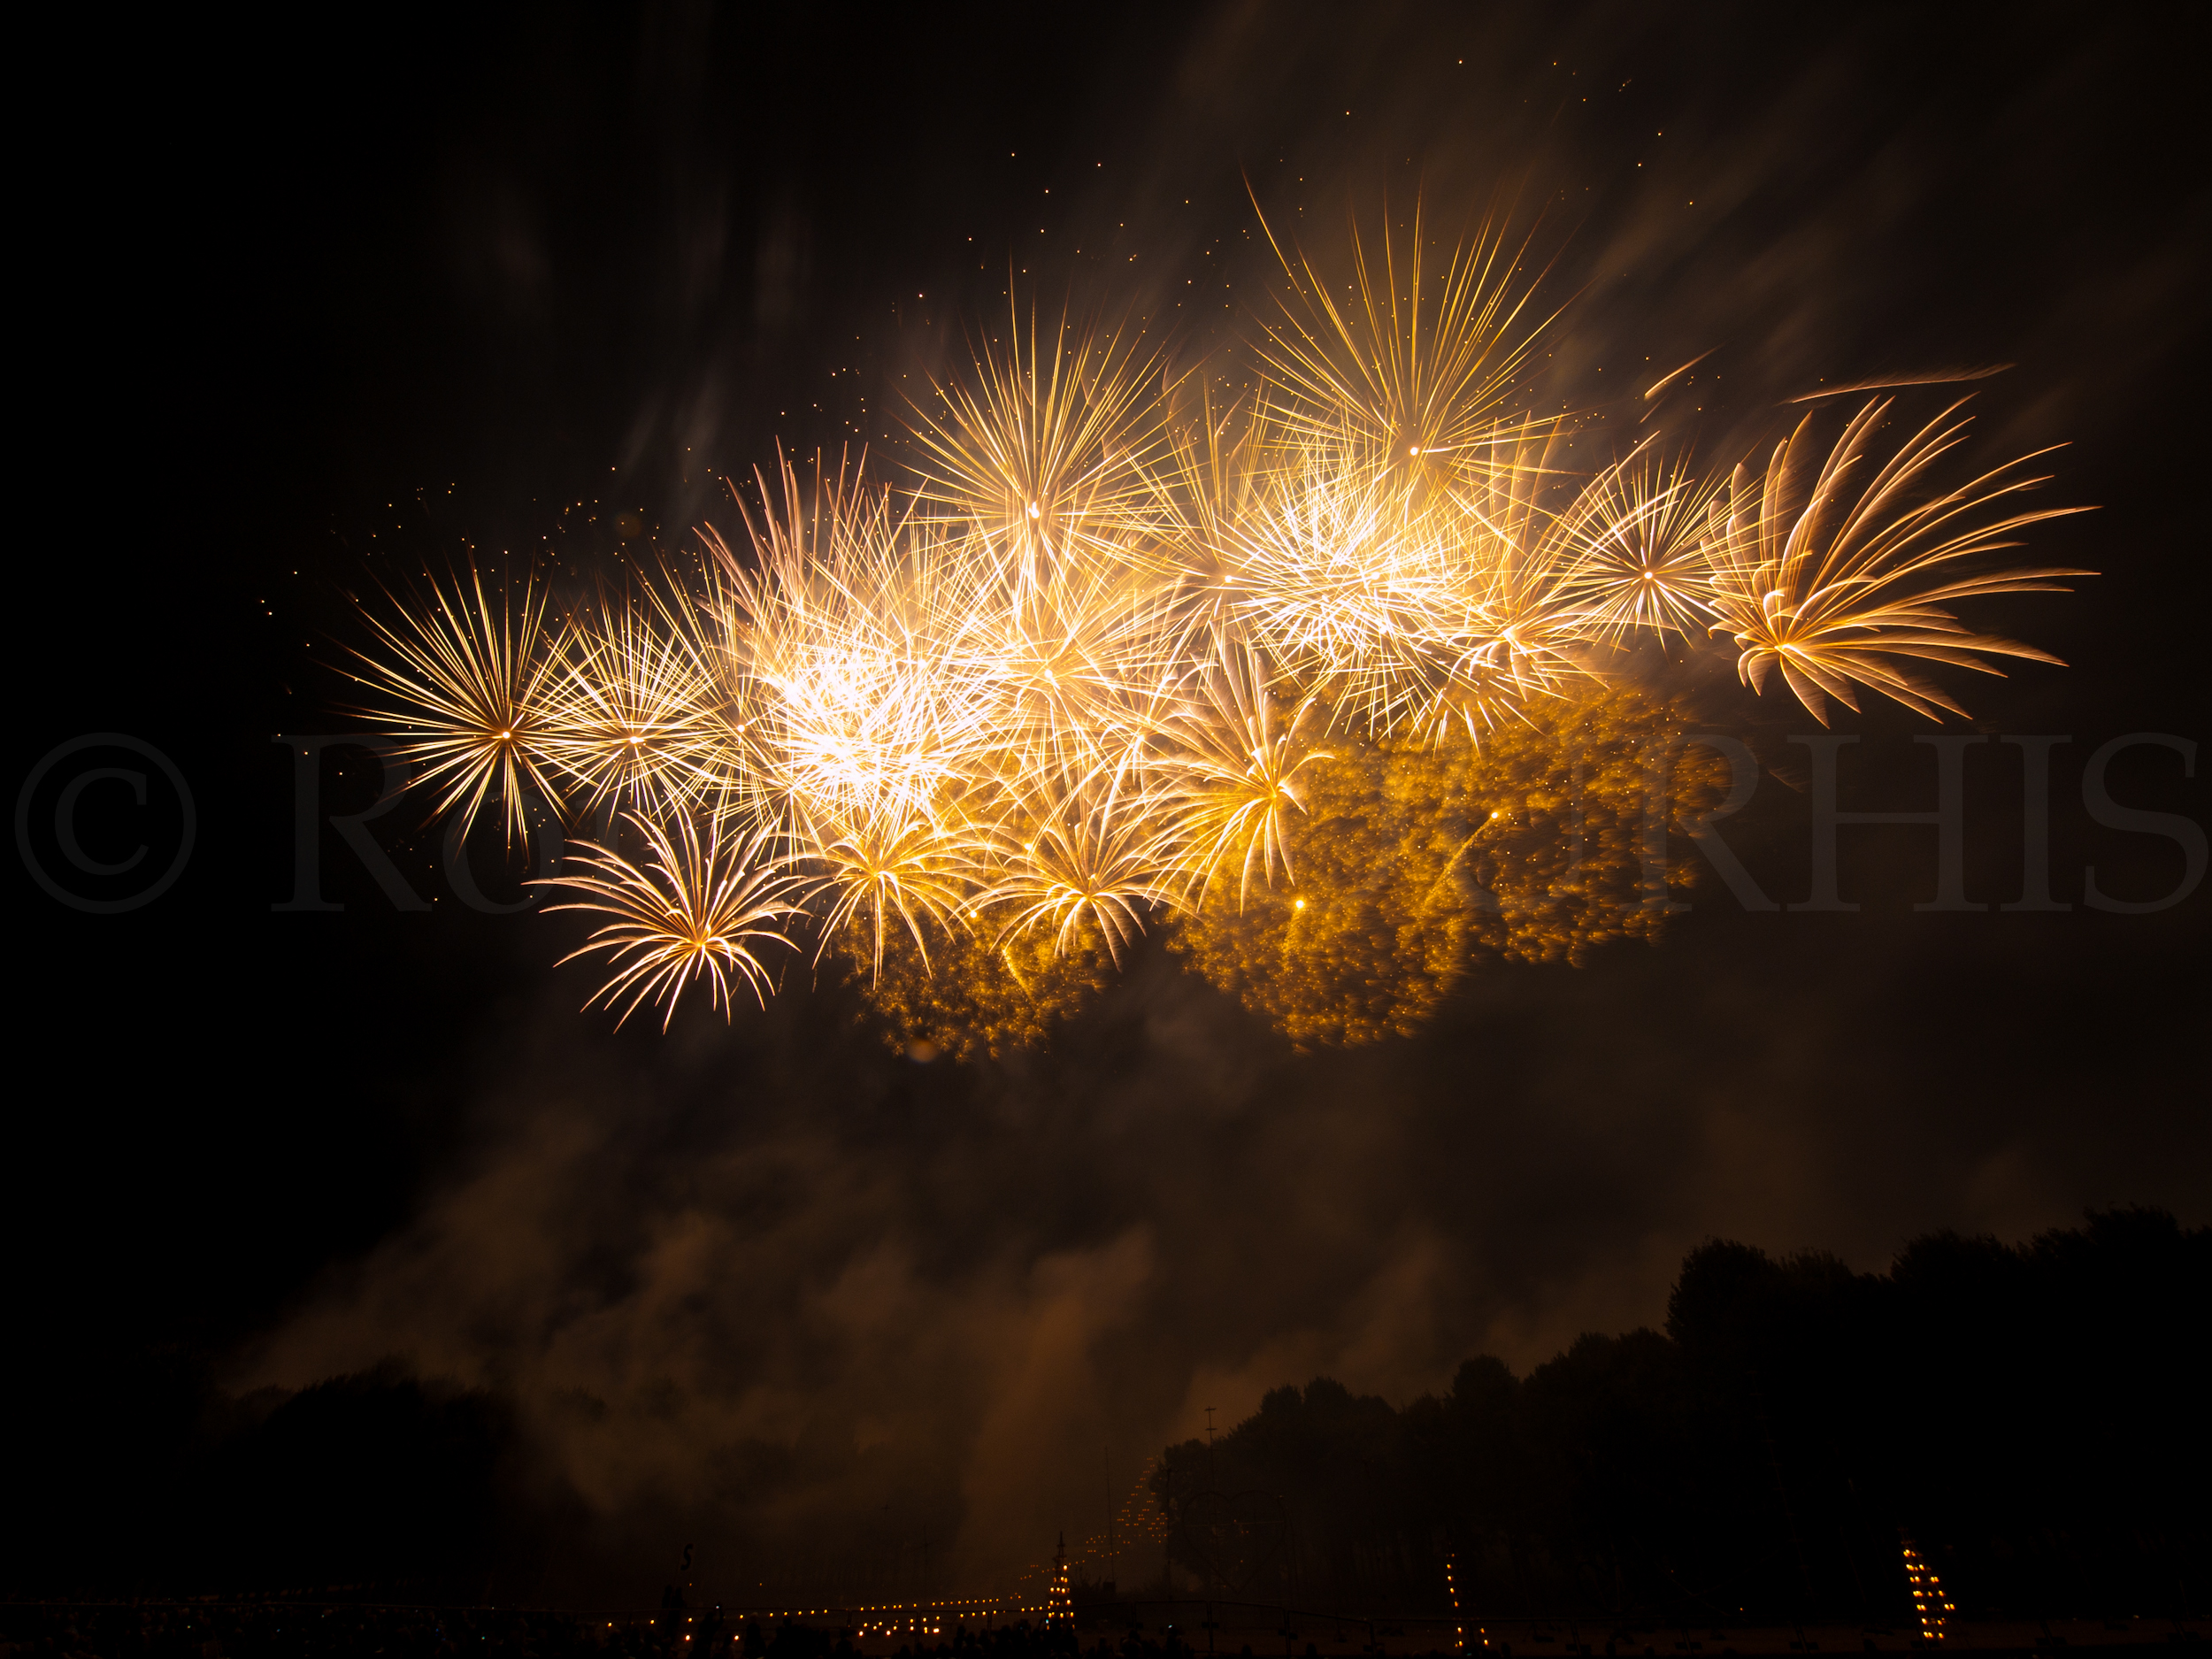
[8,0,2207,1622]
[12,1208,2204,1618]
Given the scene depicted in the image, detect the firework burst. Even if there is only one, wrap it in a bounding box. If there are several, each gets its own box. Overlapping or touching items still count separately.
[346,565,563,847]
[535,810,803,1031]
[1158,628,1333,908]
[983,733,1176,966]
[541,585,719,816]
[1556,444,1724,645]
[1702,398,2093,723]
[349,210,2090,1043]
[910,304,1166,605]
[1253,204,1555,484]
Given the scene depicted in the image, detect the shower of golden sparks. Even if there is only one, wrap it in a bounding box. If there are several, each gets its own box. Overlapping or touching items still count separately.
[354,211,2093,1046]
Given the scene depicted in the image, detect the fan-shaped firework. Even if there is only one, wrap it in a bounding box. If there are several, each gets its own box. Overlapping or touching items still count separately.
[535,811,802,1031]
[352,212,2091,1044]
[1702,398,2093,724]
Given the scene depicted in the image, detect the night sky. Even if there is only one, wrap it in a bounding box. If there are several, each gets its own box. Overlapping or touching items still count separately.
[12,1,2208,1608]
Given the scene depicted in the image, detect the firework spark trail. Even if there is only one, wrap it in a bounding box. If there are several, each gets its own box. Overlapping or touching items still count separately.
[352,215,2092,1034]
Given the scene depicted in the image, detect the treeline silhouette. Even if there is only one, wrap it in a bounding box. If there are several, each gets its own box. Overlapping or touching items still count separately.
[6,1357,560,1604]
[5,1211,2200,1617]
[1153,1209,2208,1623]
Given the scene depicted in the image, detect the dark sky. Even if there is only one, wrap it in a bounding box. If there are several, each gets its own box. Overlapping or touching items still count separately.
[12,0,2208,1606]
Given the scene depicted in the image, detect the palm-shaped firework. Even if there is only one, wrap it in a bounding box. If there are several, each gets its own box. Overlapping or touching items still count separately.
[1702,398,2091,723]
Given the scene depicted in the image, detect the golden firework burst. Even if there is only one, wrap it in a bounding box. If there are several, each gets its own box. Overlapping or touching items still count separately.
[346,565,563,847]
[348,210,2090,1048]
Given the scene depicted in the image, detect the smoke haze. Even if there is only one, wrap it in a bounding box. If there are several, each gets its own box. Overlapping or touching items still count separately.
[13,0,2203,1611]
